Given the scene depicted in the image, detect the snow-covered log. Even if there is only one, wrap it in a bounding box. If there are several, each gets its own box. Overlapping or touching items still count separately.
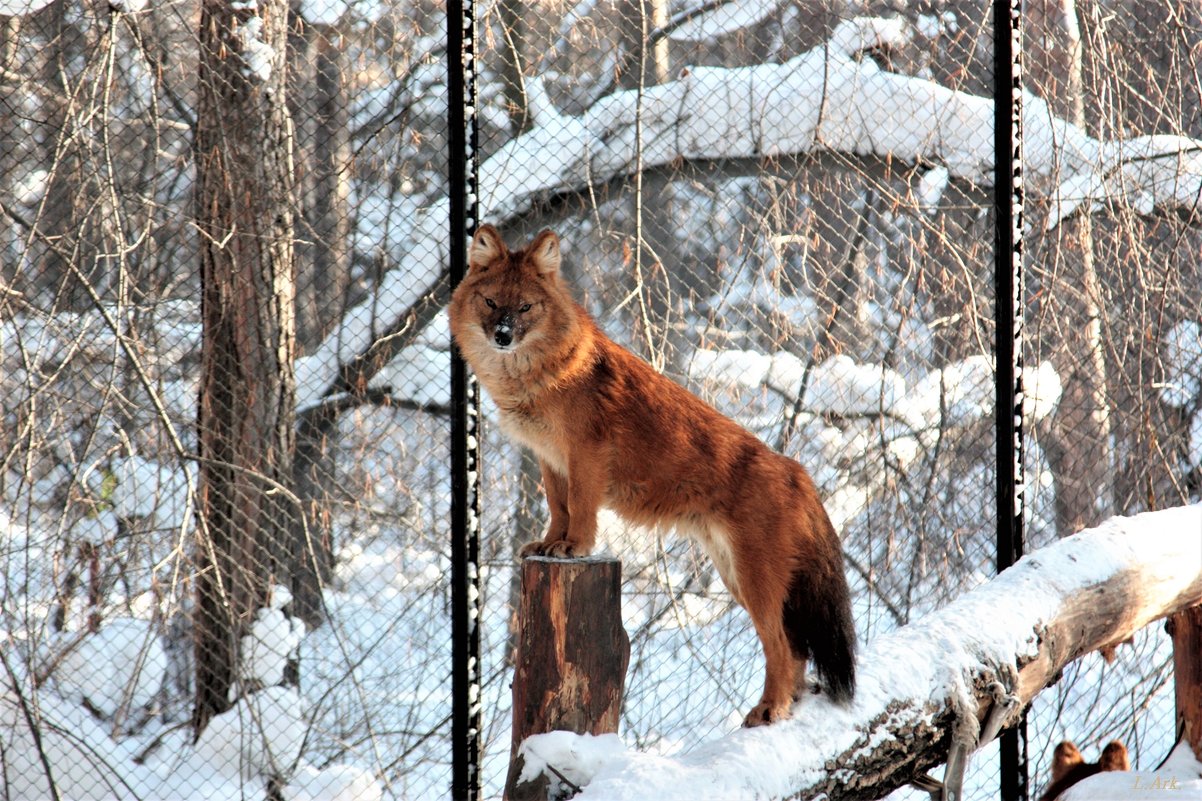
[513,504,1202,801]
[295,15,1202,411]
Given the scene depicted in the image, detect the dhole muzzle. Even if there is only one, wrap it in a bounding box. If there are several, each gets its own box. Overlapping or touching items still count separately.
[493,310,515,348]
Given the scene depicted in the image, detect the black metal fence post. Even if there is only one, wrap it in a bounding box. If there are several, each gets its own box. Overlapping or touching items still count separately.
[449,0,481,794]
[994,0,1027,797]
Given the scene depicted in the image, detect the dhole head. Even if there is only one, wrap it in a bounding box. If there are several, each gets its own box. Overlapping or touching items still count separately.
[450,224,562,352]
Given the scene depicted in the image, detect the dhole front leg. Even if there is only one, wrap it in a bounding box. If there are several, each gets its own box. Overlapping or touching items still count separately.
[519,453,601,558]
[518,460,570,557]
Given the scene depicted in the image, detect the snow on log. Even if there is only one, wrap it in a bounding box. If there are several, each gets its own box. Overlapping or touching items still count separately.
[295,15,1202,410]
[513,504,1202,801]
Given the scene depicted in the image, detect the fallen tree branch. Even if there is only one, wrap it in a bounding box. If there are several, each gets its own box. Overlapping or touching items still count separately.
[515,504,1202,801]
[295,16,1202,412]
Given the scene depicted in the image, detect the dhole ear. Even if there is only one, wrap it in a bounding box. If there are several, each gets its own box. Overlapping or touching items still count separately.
[1051,742,1083,781]
[1099,742,1128,772]
[528,230,561,276]
[469,224,507,272]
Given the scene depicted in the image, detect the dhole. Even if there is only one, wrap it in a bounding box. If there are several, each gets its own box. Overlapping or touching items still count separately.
[1038,740,1129,801]
[449,225,856,726]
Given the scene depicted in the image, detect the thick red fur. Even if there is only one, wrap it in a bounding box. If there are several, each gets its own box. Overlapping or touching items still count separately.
[449,224,856,726]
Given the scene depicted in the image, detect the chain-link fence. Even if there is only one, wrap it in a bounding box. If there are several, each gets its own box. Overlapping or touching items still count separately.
[1,0,1200,799]
[1020,0,1202,786]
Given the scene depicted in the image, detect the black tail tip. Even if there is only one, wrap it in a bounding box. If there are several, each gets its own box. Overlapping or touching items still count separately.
[821,662,856,705]
[784,555,857,707]
[811,623,855,705]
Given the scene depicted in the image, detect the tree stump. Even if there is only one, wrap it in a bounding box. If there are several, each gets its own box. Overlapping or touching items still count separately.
[1169,604,1202,761]
[503,556,630,801]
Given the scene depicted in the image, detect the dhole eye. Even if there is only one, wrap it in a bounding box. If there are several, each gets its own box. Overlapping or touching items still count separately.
[484,297,496,309]
[519,303,532,313]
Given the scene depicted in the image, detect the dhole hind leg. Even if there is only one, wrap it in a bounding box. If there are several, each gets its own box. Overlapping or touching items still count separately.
[519,454,601,558]
[739,573,799,727]
[694,521,799,725]
[792,654,811,701]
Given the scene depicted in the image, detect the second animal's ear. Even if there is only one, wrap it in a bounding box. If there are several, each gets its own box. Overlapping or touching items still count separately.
[529,230,561,276]
[1051,741,1083,782]
[470,224,507,272]
[1099,741,1129,772]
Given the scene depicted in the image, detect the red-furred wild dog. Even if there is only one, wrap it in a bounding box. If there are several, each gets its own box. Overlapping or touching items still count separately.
[1038,741,1130,801]
[449,225,856,726]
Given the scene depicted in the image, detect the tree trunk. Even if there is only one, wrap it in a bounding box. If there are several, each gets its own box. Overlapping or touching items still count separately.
[28,0,98,310]
[1169,604,1202,762]
[504,556,630,801]
[1027,0,1114,536]
[496,0,531,136]
[287,15,354,626]
[290,408,335,627]
[0,14,21,340]
[193,0,299,735]
[615,0,668,90]
[293,18,352,353]
[615,0,671,370]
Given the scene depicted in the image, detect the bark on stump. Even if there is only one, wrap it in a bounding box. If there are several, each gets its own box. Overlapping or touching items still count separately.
[504,556,630,801]
[1169,604,1202,761]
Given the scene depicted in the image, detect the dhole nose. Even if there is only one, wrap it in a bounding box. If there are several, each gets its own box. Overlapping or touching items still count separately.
[494,314,515,347]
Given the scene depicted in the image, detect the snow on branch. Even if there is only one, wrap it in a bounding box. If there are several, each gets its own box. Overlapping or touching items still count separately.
[688,347,1063,529]
[296,15,1202,409]
[515,504,1202,801]
[482,16,1202,226]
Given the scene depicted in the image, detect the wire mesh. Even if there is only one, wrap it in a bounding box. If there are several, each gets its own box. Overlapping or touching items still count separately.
[0,0,1199,800]
[1018,0,1202,795]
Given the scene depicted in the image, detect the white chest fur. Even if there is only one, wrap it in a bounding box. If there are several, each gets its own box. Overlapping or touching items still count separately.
[495,406,568,476]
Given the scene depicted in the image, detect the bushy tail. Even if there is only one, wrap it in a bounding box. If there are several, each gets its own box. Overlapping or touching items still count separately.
[783,521,856,704]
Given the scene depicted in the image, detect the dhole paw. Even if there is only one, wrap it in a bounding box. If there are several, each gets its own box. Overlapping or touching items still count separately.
[742,701,793,728]
[518,539,591,558]
[517,540,548,558]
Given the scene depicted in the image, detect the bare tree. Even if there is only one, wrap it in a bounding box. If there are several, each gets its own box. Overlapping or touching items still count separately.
[291,12,353,352]
[1026,0,1114,536]
[192,0,302,734]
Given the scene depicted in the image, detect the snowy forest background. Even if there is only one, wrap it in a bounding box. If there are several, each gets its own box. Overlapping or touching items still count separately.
[1,0,1201,797]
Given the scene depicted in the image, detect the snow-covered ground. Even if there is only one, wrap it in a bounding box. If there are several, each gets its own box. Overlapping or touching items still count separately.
[1,458,1197,800]
[2,288,1199,800]
[3,0,1201,796]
